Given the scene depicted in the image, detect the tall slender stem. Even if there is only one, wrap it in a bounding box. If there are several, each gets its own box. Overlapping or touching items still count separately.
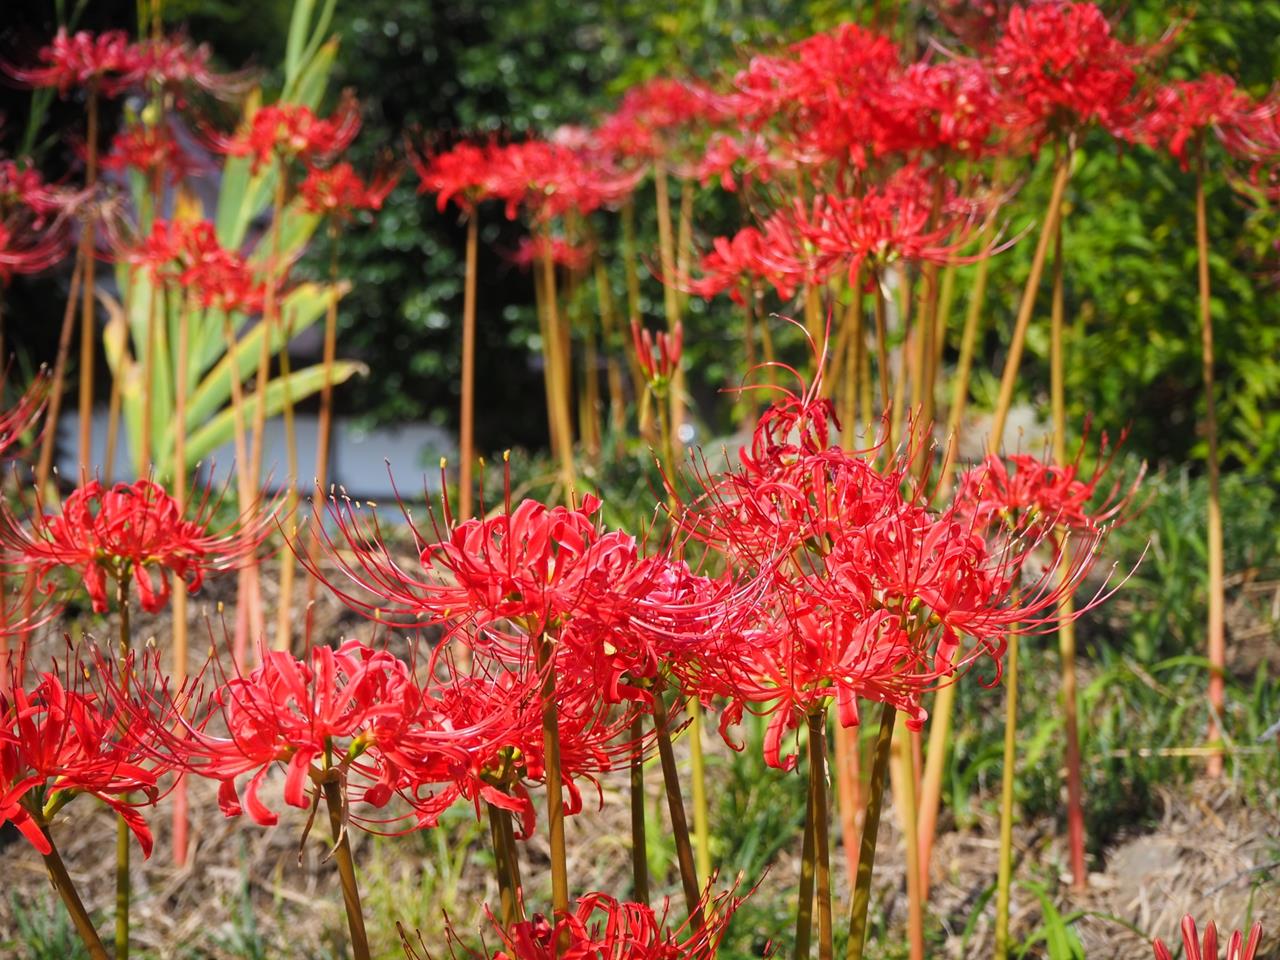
[115,570,133,960]
[809,710,833,960]
[274,303,300,653]
[78,86,100,472]
[222,311,254,668]
[1196,147,1226,779]
[322,778,371,960]
[37,250,83,495]
[796,743,817,960]
[890,724,924,960]
[988,151,1072,449]
[1049,220,1087,891]
[993,633,1020,960]
[629,713,650,904]
[652,683,707,928]
[459,214,479,517]
[539,240,576,500]
[872,275,892,447]
[42,829,109,960]
[488,802,517,926]
[534,631,570,920]
[846,703,897,960]
[172,297,191,866]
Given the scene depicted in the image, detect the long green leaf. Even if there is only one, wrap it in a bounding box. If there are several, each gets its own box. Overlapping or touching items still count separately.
[184,360,368,468]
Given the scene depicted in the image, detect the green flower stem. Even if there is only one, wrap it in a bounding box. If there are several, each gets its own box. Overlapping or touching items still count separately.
[846,702,897,960]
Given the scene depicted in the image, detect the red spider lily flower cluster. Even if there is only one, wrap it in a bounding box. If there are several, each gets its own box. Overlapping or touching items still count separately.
[695,132,792,192]
[1133,74,1280,167]
[5,29,242,102]
[102,122,198,185]
[298,161,399,219]
[0,662,161,856]
[952,432,1141,539]
[411,140,499,214]
[593,77,730,167]
[0,479,272,615]
[1153,916,1263,960]
[0,161,76,283]
[632,320,683,387]
[126,218,270,312]
[507,235,594,273]
[991,2,1149,144]
[214,93,362,173]
[674,363,1122,769]
[425,884,748,960]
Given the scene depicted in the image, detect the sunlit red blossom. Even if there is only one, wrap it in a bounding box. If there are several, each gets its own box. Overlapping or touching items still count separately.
[695,132,792,192]
[506,234,594,273]
[298,161,399,218]
[729,24,902,167]
[0,662,160,856]
[415,882,748,960]
[876,57,1001,159]
[952,435,1140,539]
[792,166,991,283]
[214,93,361,173]
[0,479,272,615]
[1153,916,1263,960]
[3,28,140,97]
[930,0,1019,52]
[102,122,196,185]
[0,373,49,461]
[169,641,468,828]
[678,362,1121,767]
[1134,74,1280,167]
[992,2,1149,143]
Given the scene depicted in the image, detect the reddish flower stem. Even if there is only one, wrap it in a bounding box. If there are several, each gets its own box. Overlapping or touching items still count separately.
[322,777,371,960]
[78,85,99,473]
[629,713,651,905]
[652,681,706,930]
[809,710,833,960]
[846,702,896,960]
[458,214,478,518]
[994,633,1020,960]
[534,630,571,926]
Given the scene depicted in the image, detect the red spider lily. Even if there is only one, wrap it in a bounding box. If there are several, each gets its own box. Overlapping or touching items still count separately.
[214,93,361,173]
[298,161,399,219]
[791,166,992,283]
[593,77,729,166]
[631,321,682,387]
[1153,916,1263,960]
[410,139,498,214]
[0,661,161,856]
[677,361,1122,767]
[0,372,49,461]
[952,431,1141,539]
[876,57,1001,159]
[992,2,1150,144]
[102,122,197,185]
[0,160,79,225]
[126,218,269,312]
[1134,74,1280,167]
[729,24,902,168]
[3,28,140,97]
[686,226,789,305]
[506,235,594,273]
[695,132,792,193]
[485,140,642,222]
[0,220,69,283]
[130,34,252,102]
[0,478,273,615]
[418,881,749,960]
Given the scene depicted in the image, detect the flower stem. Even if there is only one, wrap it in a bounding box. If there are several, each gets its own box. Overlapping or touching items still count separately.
[795,742,817,960]
[652,681,707,929]
[36,250,83,496]
[629,713,651,905]
[988,149,1072,450]
[809,710,833,960]
[115,571,132,960]
[459,214,479,518]
[487,802,517,926]
[993,633,1020,960]
[534,631,570,921]
[846,702,897,960]
[872,273,891,446]
[1049,220,1087,891]
[41,829,109,960]
[78,86,99,472]
[1195,145,1226,779]
[322,778,371,960]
